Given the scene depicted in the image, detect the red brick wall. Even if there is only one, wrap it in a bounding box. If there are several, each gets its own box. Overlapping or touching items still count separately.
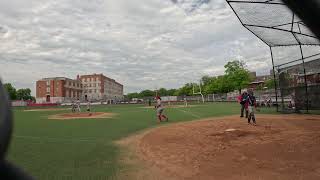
[80,74,105,94]
[50,80,54,97]
[55,80,64,97]
[36,80,47,98]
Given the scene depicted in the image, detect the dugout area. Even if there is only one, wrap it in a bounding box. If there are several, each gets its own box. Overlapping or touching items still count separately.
[226,0,320,113]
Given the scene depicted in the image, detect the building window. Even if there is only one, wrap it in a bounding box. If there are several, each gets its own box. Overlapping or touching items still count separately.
[46,87,50,93]
[93,84,96,87]
[46,81,50,86]
[89,90,92,93]
[94,89,97,93]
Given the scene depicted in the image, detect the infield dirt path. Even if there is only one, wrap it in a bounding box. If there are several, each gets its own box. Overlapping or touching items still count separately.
[117,114,320,180]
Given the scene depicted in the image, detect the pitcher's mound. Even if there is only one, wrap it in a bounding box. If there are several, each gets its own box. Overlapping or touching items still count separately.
[49,112,115,120]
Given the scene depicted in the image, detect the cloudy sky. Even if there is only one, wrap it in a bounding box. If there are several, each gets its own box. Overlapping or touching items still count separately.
[0,0,272,94]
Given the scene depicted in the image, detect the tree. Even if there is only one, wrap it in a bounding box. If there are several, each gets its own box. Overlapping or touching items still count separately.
[201,75,212,87]
[256,84,264,91]
[167,89,177,96]
[265,78,276,89]
[16,88,33,100]
[126,92,140,100]
[224,60,252,94]
[176,83,194,96]
[214,75,234,93]
[140,90,154,97]
[158,88,167,96]
[3,83,17,100]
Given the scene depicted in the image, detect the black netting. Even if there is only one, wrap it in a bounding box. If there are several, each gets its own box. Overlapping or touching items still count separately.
[227,0,320,112]
[272,46,302,66]
[230,3,292,27]
[277,62,306,111]
[247,26,297,46]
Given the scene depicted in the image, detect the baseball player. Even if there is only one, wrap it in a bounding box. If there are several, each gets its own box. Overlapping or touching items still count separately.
[244,90,258,125]
[155,96,168,123]
[184,96,188,107]
[86,100,92,116]
[71,101,76,113]
[76,98,81,112]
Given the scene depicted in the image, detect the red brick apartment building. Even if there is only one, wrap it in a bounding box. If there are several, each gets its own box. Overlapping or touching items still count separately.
[80,74,123,102]
[36,74,123,103]
[36,77,82,103]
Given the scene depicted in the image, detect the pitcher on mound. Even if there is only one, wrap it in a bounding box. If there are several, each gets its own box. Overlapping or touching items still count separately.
[155,96,168,123]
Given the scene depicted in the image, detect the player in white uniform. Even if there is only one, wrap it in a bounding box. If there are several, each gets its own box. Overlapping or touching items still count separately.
[155,96,168,123]
[76,98,81,112]
[184,97,188,107]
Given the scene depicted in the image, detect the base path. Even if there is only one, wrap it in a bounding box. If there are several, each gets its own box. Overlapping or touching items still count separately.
[49,112,115,120]
[118,114,320,180]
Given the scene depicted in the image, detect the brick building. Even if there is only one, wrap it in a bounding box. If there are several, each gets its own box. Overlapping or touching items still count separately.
[248,71,273,90]
[36,74,124,103]
[80,73,123,102]
[36,77,82,103]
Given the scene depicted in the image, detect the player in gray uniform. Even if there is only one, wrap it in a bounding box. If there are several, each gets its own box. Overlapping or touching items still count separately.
[155,96,168,123]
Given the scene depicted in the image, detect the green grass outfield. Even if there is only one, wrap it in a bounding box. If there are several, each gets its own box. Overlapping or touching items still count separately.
[8,102,277,180]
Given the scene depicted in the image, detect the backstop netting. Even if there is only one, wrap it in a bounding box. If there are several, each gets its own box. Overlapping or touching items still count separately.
[227,0,320,112]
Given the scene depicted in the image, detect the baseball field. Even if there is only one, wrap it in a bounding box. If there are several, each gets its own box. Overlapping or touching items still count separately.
[7,103,320,180]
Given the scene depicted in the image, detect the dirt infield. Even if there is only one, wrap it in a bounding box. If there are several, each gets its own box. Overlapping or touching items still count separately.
[118,114,320,180]
[24,108,70,112]
[48,112,115,120]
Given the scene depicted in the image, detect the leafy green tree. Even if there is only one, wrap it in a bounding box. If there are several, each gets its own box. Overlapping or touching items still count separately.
[3,83,17,100]
[126,92,140,100]
[216,75,234,93]
[265,78,275,89]
[256,84,264,91]
[224,60,251,94]
[176,83,194,96]
[158,88,167,96]
[167,89,177,96]
[139,90,154,97]
[16,88,33,100]
[201,75,212,87]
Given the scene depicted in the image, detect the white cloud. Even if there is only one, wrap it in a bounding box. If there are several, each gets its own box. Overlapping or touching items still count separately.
[0,0,272,95]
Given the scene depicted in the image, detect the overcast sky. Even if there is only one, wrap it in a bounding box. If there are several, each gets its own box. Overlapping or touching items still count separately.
[0,0,272,95]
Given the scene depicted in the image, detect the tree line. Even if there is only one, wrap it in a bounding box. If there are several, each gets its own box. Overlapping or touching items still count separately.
[126,60,275,100]
[3,83,35,101]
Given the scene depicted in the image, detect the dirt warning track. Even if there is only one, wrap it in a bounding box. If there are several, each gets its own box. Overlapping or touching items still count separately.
[118,114,320,180]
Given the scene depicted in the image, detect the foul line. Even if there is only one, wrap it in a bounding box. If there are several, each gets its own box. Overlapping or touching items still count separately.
[178,109,202,119]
